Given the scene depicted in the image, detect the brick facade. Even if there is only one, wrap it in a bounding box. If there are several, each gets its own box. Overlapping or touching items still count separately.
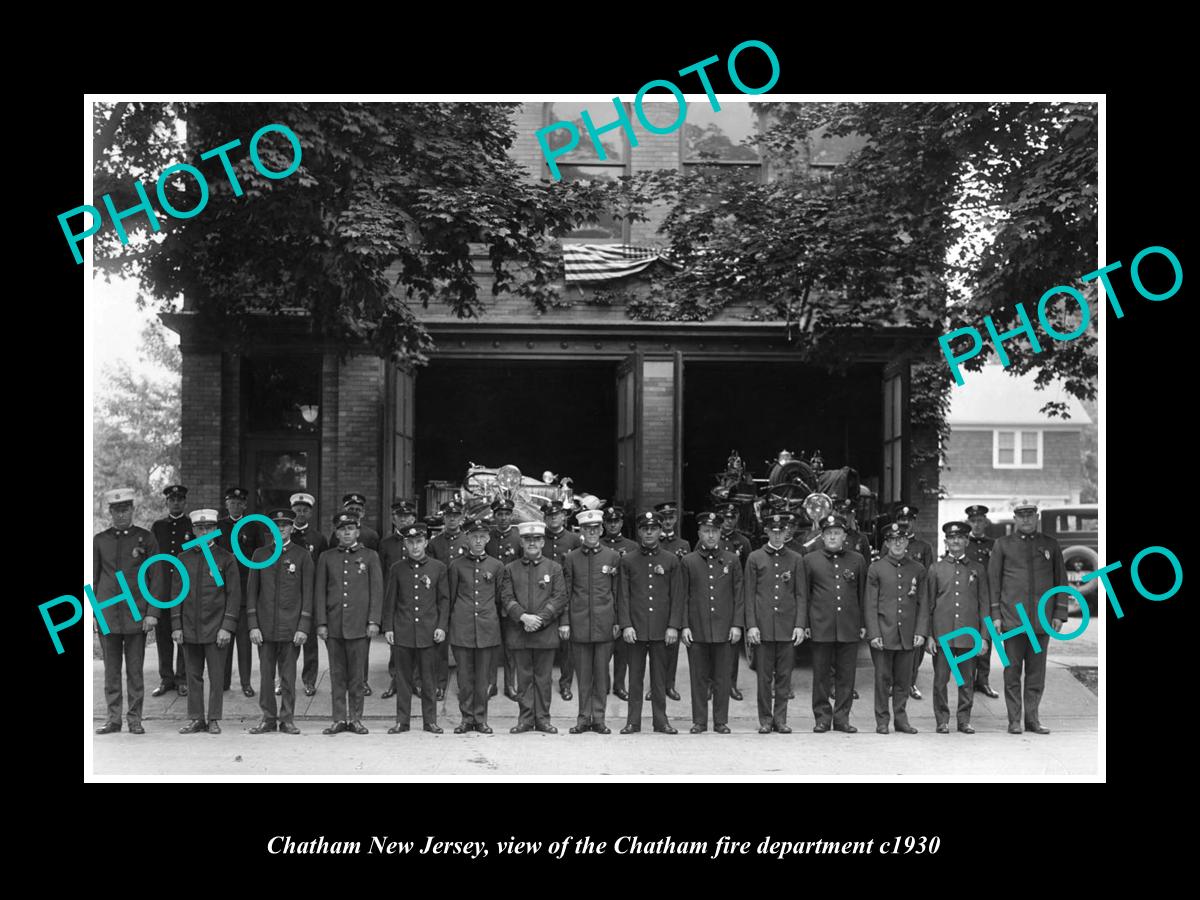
[640,358,677,507]
[179,352,222,509]
[942,429,1082,498]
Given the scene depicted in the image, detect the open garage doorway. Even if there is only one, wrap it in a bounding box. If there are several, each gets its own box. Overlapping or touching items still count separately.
[413,359,618,517]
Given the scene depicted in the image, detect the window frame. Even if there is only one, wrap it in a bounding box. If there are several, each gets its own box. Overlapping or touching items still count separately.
[678,101,765,181]
[542,101,633,243]
[992,428,1043,469]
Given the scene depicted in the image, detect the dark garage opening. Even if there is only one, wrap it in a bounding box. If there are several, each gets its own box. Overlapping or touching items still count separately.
[415,360,617,511]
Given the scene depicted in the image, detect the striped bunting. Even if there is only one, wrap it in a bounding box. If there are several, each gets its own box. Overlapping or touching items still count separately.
[562,243,673,284]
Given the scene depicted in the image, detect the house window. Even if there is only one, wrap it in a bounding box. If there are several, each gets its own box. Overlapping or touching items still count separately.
[544,102,631,241]
[993,429,1043,469]
[681,103,763,180]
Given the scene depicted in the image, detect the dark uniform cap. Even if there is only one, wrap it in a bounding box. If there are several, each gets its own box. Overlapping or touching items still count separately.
[342,493,367,507]
[465,517,491,534]
[270,508,296,525]
[400,524,429,539]
[491,498,515,512]
[763,513,793,530]
[391,499,417,515]
[440,499,464,515]
[602,506,625,522]
[636,511,662,528]
[162,484,188,498]
[224,486,249,501]
[695,511,724,528]
[942,521,970,537]
[654,502,680,515]
[892,503,918,519]
[541,500,566,515]
[819,514,848,532]
[964,505,989,517]
[332,512,360,530]
[882,522,910,541]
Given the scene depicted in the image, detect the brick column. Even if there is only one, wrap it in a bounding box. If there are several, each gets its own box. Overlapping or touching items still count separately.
[335,354,385,534]
[220,352,241,508]
[179,351,223,510]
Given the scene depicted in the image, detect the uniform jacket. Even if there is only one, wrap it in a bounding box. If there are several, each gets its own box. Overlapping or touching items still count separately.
[378,532,409,578]
[906,537,935,569]
[447,553,503,648]
[290,523,328,560]
[561,544,622,641]
[544,527,582,565]
[93,526,162,634]
[924,554,991,648]
[987,531,1068,634]
[216,514,263,590]
[964,534,995,568]
[800,548,868,643]
[617,545,684,641]
[601,534,640,558]
[171,543,241,644]
[501,555,567,650]
[864,554,928,650]
[742,544,804,641]
[246,539,314,641]
[486,526,523,564]
[314,543,384,640]
[660,533,691,560]
[681,546,744,643]
[428,529,469,564]
[151,514,193,558]
[719,530,753,568]
[382,554,449,648]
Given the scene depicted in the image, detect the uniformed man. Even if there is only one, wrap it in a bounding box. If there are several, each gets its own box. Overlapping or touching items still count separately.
[925,521,991,734]
[247,509,313,735]
[892,503,935,701]
[93,488,162,735]
[561,509,621,735]
[834,498,874,561]
[963,504,1001,699]
[653,501,689,703]
[382,522,448,734]
[289,492,325,697]
[617,511,683,735]
[864,523,928,734]
[485,497,521,700]
[215,487,259,697]
[339,493,380,550]
[988,499,1068,735]
[427,499,468,700]
[172,508,241,735]
[543,500,582,703]
[315,512,383,735]
[681,511,743,734]
[601,505,638,701]
[377,498,419,700]
[149,484,190,698]
[716,503,752,701]
[447,518,502,733]
[501,521,567,734]
[743,513,803,734]
[800,514,868,733]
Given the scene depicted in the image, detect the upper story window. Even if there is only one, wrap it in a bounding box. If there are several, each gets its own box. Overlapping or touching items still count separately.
[682,103,763,181]
[544,102,631,241]
[993,429,1042,469]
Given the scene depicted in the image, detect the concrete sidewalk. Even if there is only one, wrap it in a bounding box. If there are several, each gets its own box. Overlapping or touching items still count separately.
[91,636,1100,779]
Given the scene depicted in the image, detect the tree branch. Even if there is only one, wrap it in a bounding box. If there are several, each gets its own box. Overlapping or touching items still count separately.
[96,102,129,156]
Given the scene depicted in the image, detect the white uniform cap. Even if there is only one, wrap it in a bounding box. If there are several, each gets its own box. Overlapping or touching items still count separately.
[104,487,136,505]
[190,508,219,526]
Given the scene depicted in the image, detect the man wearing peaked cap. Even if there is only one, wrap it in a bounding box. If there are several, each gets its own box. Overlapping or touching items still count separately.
[715,503,753,701]
[891,502,935,702]
[150,485,191,698]
[600,506,638,701]
[427,499,469,701]
[217,487,260,698]
[377,499,420,701]
[486,497,522,700]
[542,500,581,703]
[447,518,503,733]
[93,487,163,735]
[653,502,690,703]
[962,505,1000,698]
[287,492,325,697]
[339,493,382,696]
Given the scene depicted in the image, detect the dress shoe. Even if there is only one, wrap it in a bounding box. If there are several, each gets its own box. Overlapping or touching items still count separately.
[128,722,145,734]
[957,724,976,734]
[363,684,373,697]
[569,724,590,734]
[729,686,744,701]
[535,722,558,734]
[614,688,630,701]
[833,723,857,734]
[435,688,446,701]
[619,724,640,734]
[1027,723,1051,735]
[414,684,424,698]
[758,725,773,734]
[303,684,316,696]
[349,721,369,735]
[713,724,731,734]
[223,682,232,691]
[895,723,918,734]
[387,723,410,734]
[654,724,678,734]
[242,685,255,698]
[279,722,301,735]
[423,722,443,734]
[690,724,707,734]
[177,684,188,696]
[666,687,681,701]
[591,723,611,735]
[560,687,573,701]
[323,721,349,735]
[1008,723,1023,735]
[645,690,653,700]
[208,720,222,734]
[476,724,493,734]
[510,723,534,734]
[936,723,950,734]
[775,724,793,734]
[381,686,396,700]
[178,719,207,734]
[249,719,277,734]
[488,684,498,697]
[850,689,858,700]
[876,725,890,735]
[151,683,172,697]
[274,685,282,696]
[813,723,830,733]
[908,686,923,700]
[454,723,473,734]
[96,722,121,735]
[976,683,1000,698]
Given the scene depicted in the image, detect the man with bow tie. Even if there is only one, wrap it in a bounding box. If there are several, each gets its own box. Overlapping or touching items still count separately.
[543,500,582,704]
[150,484,191,698]
[988,499,1068,735]
[962,504,1000,699]
[288,492,326,698]
[448,519,502,733]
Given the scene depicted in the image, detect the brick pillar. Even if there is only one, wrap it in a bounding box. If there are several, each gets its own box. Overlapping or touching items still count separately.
[180,351,222,510]
[640,357,677,510]
[335,354,385,534]
[220,352,241,509]
[318,352,340,533]
[629,102,682,244]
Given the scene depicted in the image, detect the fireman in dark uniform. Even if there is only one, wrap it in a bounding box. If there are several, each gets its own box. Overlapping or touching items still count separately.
[247,509,314,735]
[963,504,1000,698]
[315,512,383,735]
[289,492,325,697]
[543,500,581,702]
[743,513,803,733]
[150,484,190,698]
[383,523,449,734]
[216,486,259,697]
[561,509,621,734]
[427,499,468,700]
[486,497,521,700]
[617,511,684,734]
[601,505,638,700]
[925,521,991,733]
[681,511,743,733]
[864,523,928,734]
[339,493,380,550]
[447,519,502,733]
[892,503,935,701]
[800,513,868,733]
[988,499,1068,735]
[834,498,874,561]
[716,502,752,701]
[377,498,418,700]
[654,501,689,703]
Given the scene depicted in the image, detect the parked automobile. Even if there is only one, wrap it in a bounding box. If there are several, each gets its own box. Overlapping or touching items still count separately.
[1039,504,1099,616]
